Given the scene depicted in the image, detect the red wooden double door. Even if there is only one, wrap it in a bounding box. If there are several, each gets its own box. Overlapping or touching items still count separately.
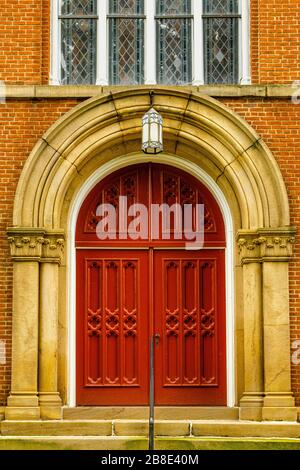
[76,164,227,405]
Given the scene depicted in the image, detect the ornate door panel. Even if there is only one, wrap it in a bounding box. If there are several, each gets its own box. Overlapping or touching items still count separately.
[76,163,226,406]
[76,250,149,405]
[153,250,226,405]
[76,163,225,248]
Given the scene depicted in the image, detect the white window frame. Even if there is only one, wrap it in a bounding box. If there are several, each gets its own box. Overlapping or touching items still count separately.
[240,0,251,85]
[50,0,60,85]
[50,0,250,86]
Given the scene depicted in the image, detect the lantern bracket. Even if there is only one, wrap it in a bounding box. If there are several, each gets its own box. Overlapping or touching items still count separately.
[149,90,154,107]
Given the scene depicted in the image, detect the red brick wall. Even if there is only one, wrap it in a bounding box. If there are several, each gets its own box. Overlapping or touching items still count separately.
[0,1,42,85]
[0,1,299,85]
[250,0,300,84]
[42,0,51,85]
[0,99,81,404]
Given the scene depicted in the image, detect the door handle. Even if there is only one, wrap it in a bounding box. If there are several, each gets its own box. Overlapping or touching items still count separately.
[154,333,160,345]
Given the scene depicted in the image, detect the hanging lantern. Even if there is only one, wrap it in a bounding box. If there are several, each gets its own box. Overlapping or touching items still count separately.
[142,106,163,154]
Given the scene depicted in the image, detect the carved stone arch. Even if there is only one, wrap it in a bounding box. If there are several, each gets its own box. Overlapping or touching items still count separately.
[13,88,289,229]
[6,88,297,422]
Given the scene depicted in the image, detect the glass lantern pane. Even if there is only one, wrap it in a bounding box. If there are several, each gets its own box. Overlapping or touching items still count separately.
[60,0,97,15]
[159,125,163,145]
[203,0,239,15]
[156,18,192,85]
[150,122,159,142]
[156,0,191,15]
[61,18,97,84]
[109,0,144,15]
[142,123,149,144]
[109,18,144,85]
[204,16,239,84]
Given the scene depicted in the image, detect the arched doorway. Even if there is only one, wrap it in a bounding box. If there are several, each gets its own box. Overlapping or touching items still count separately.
[76,163,226,405]
[5,88,296,422]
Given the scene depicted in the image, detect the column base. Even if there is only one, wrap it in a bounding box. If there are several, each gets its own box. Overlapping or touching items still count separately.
[5,407,40,420]
[39,393,62,420]
[239,393,264,421]
[262,393,297,421]
[5,393,40,420]
[262,407,298,421]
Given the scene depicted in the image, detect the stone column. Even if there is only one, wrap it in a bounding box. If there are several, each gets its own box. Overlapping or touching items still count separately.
[260,230,297,421]
[238,234,264,420]
[39,233,64,419]
[5,230,45,420]
[238,228,297,422]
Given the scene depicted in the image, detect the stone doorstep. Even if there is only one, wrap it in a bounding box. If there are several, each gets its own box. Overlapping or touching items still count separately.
[113,420,190,437]
[1,420,113,437]
[1,437,300,451]
[63,406,239,421]
[1,419,300,438]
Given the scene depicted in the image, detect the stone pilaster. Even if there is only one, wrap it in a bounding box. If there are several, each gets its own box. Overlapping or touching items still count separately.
[238,228,297,422]
[5,228,64,421]
[39,232,64,420]
[5,229,44,420]
[238,234,264,421]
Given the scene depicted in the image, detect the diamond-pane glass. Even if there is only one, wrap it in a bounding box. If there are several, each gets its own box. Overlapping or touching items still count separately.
[156,18,192,85]
[204,17,239,84]
[61,18,97,84]
[109,0,144,14]
[156,0,191,15]
[203,0,239,14]
[109,18,144,85]
[60,0,97,15]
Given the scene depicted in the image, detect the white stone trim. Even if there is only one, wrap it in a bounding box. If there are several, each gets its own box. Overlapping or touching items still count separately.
[96,0,108,85]
[240,0,251,85]
[50,0,60,85]
[67,153,235,408]
[4,84,296,99]
[193,0,204,85]
[145,0,156,84]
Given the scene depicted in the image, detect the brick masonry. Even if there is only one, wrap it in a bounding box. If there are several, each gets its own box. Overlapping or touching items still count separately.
[0,1,300,406]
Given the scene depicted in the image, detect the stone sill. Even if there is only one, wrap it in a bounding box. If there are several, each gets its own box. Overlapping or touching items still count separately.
[0,84,297,99]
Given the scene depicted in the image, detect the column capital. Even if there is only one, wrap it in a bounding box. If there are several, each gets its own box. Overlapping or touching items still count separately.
[40,231,65,264]
[7,228,65,263]
[237,227,296,264]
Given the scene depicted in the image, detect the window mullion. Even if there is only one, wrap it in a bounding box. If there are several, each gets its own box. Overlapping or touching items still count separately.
[50,0,60,85]
[240,0,250,84]
[145,0,156,84]
[193,0,204,85]
[96,0,108,85]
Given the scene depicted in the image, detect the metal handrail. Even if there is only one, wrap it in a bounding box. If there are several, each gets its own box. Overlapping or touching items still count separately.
[149,335,155,451]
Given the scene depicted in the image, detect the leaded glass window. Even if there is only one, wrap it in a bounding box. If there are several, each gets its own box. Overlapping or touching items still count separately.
[60,0,97,85]
[56,1,247,86]
[203,0,240,84]
[156,1,192,85]
[108,1,145,85]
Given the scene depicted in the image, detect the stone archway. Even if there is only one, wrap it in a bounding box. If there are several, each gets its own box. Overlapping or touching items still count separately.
[6,88,297,421]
